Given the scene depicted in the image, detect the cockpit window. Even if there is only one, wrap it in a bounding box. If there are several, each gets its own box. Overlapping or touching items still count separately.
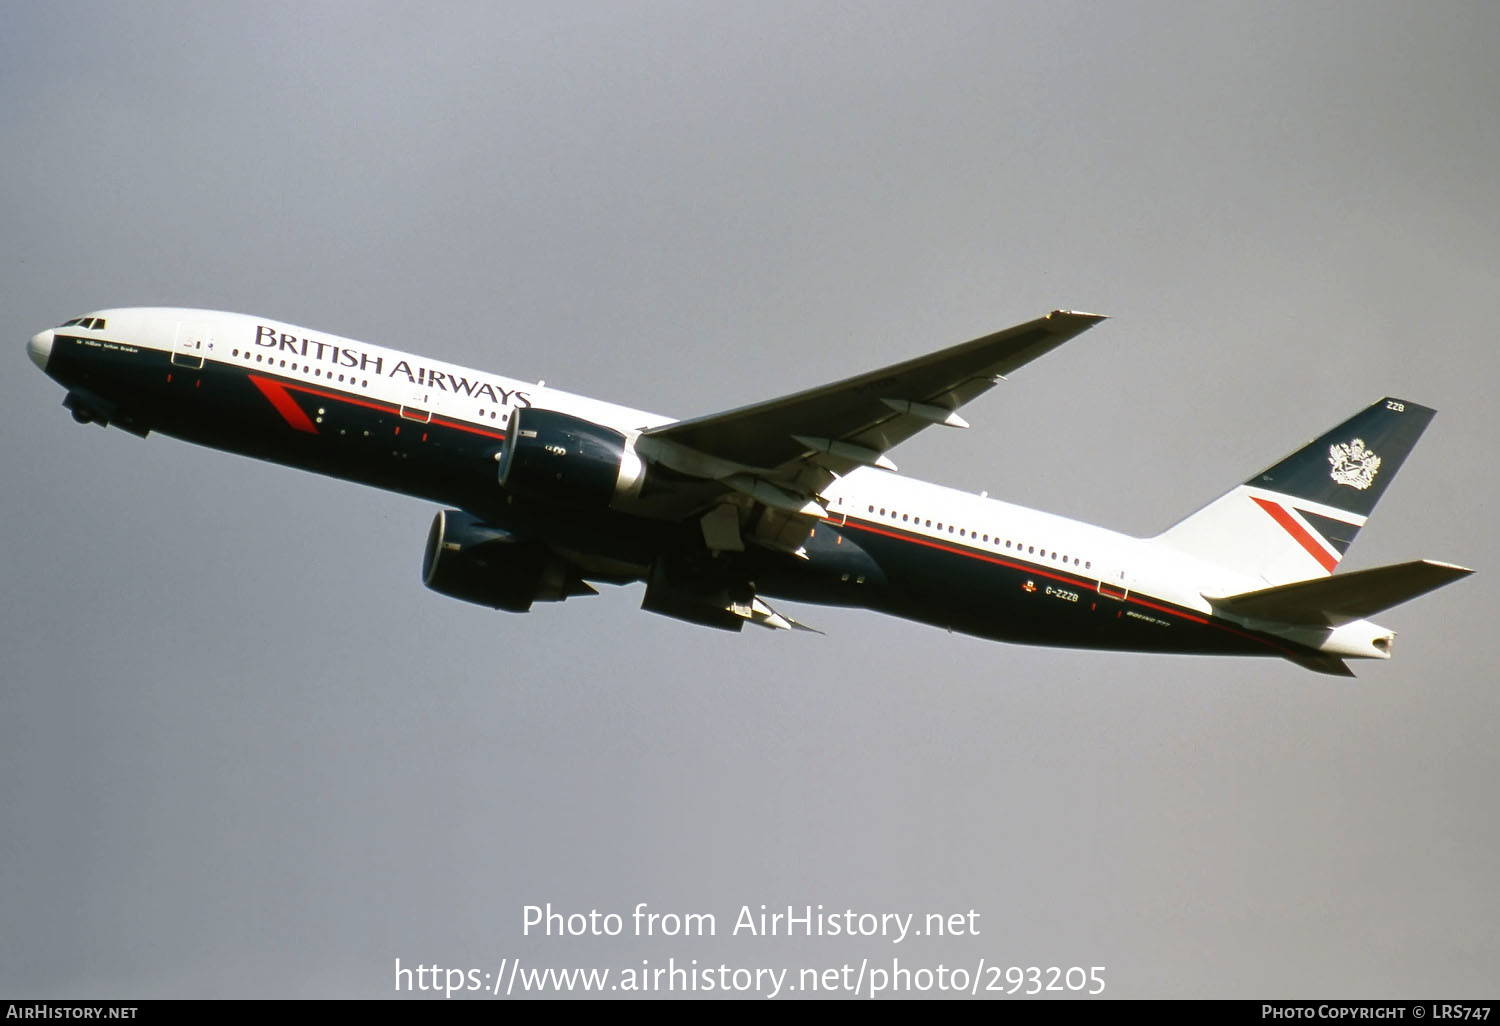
[58,317,106,330]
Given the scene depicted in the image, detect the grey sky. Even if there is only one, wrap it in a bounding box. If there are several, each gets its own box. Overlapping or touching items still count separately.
[3,0,1496,998]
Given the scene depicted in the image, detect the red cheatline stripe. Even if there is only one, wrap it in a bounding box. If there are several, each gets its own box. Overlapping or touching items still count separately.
[841,517,1301,658]
[277,380,508,440]
[1251,496,1338,573]
[245,372,508,440]
[249,374,318,434]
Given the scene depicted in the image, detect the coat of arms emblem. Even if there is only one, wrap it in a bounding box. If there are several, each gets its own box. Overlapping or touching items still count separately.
[1328,438,1381,490]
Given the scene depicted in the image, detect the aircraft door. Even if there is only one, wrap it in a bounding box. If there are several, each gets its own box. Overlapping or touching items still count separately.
[1095,565,1129,602]
[172,321,210,369]
[400,391,432,423]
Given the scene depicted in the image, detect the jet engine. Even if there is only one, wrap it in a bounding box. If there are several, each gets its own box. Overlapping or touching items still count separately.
[422,509,594,612]
[497,407,645,509]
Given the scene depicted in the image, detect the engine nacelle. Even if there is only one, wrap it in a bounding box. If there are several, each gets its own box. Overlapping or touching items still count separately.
[497,407,645,509]
[422,509,591,612]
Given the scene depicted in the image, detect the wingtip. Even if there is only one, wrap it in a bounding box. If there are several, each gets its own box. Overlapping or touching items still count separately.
[1048,309,1110,324]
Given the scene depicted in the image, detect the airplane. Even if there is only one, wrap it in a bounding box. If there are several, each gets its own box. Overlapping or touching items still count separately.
[25,307,1472,676]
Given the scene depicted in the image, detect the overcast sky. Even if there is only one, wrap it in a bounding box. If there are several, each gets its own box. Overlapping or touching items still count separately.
[3,0,1496,1000]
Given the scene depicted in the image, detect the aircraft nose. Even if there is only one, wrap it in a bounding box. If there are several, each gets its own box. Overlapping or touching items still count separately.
[27,329,53,371]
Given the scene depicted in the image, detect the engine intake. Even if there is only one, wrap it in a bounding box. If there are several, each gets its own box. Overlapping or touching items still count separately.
[497,407,644,509]
[422,509,592,612]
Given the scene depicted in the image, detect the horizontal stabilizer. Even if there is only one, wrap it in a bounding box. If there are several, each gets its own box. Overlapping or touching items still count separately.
[1208,559,1474,627]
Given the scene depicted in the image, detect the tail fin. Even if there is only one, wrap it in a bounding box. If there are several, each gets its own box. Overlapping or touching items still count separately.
[1154,397,1436,586]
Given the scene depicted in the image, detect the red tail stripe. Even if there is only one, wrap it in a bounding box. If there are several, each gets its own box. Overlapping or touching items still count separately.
[1251,496,1338,573]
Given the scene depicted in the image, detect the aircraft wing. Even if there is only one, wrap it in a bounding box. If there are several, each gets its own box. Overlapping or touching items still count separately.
[634,310,1106,546]
[644,310,1104,473]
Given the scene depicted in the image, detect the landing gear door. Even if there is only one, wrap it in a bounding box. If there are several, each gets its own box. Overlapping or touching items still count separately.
[172,321,210,369]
